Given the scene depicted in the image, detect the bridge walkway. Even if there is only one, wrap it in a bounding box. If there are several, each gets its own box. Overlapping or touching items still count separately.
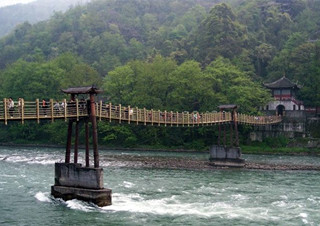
[0,98,282,126]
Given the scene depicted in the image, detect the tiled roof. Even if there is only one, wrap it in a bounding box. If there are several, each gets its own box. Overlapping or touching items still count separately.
[61,85,103,94]
[264,76,299,89]
[218,104,237,109]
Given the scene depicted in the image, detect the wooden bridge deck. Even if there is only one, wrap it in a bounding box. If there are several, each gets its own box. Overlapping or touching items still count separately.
[0,98,282,126]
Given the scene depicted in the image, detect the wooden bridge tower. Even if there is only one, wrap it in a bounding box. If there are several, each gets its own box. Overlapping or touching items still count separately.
[217,105,239,147]
[51,86,112,207]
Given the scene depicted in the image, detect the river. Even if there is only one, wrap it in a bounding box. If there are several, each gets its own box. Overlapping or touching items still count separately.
[1,146,320,225]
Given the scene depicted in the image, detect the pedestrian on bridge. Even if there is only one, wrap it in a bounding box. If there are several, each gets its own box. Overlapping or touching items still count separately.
[54,101,61,114]
[8,98,14,117]
[42,99,48,116]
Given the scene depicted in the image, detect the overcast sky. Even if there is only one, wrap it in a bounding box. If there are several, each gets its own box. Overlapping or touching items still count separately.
[0,0,36,7]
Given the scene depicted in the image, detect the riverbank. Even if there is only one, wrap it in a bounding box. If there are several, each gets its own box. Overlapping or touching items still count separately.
[1,144,320,171]
[1,142,320,155]
[241,145,320,155]
[103,154,320,171]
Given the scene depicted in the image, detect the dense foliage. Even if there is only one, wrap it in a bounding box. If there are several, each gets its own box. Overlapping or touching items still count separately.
[0,0,319,148]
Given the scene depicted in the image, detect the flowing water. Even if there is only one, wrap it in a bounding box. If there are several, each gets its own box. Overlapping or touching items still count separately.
[1,146,320,225]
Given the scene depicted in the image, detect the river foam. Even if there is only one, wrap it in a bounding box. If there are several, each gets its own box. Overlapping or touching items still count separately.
[99,192,278,221]
[35,192,52,203]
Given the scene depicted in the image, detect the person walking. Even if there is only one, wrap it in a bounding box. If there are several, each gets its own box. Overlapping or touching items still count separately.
[8,97,14,117]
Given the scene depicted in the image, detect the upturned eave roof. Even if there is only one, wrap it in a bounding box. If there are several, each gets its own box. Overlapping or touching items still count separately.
[264,76,301,89]
[218,104,237,110]
[62,85,103,94]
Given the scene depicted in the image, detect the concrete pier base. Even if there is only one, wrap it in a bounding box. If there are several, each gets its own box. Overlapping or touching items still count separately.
[209,145,245,168]
[51,163,112,206]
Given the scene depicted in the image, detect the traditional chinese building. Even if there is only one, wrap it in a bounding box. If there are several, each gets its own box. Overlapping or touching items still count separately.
[251,76,306,141]
[263,76,304,116]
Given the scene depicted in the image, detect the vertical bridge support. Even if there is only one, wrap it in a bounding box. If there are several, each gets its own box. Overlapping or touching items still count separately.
[210,105,244,167]
[51,86,112,207]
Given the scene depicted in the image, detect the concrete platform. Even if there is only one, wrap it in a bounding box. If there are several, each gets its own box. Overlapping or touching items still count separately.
[209,145,245,168]
[51,163,112,207]
[209,160,245,168]
[54,163,104,189]
[51,185,112,207]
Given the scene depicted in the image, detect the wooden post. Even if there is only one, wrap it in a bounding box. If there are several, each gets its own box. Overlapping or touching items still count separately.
[151,109,154,125]
[85,121,90,167]
[171,111,173,126]
[76,99,79,122]
[3,98,7,125]
[74,121,79,164]
[192,112,194,127]
[21,99,25,124]
[182,112,184,127]
[36,99,40,124]
[119,104,122,124]
[144,108,146,125]
[50,99,54,123]
[90,93,99,168]
[187,112,190,127]
[109,102,112,122]
[158,110,161,126]
[136,107,139,125]
[64,99,67,122]
[176,112,179,127]
[128,106,131,124]
[65,120,73,163]
[164,110,167,127]
[206,113,208,125]
[96,101,99,117]
[99,100,102,121]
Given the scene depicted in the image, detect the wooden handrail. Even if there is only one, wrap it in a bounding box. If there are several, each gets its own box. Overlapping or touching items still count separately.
[0,98,282,126]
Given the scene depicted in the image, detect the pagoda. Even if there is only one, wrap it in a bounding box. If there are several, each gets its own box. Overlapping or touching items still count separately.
[263,76,304,116]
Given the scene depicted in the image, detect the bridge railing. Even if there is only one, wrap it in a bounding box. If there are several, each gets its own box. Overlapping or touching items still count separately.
[237,113,281,125]
[0,98,281,126]
[0,98,88,124]
[97,102,232,126]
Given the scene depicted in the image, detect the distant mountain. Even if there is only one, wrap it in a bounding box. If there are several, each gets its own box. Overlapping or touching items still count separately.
[0,0,91,37]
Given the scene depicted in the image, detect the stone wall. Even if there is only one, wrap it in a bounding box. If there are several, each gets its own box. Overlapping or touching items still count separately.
[249,110,320,141]
[265,100,304,111]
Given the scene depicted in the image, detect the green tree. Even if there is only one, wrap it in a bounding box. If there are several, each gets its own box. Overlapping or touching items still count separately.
[193,3,247,65]
[204,57,271,114]
[102,64,136,105]
[1,60,64,100]
[62,63,102,88]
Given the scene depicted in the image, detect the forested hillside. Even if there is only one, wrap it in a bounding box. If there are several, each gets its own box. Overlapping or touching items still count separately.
[0,0,319,148]
[0,0,91,38]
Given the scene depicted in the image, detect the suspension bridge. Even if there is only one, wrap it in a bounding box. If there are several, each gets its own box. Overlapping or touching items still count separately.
[1,86,282,207]
[0,99,281,126]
